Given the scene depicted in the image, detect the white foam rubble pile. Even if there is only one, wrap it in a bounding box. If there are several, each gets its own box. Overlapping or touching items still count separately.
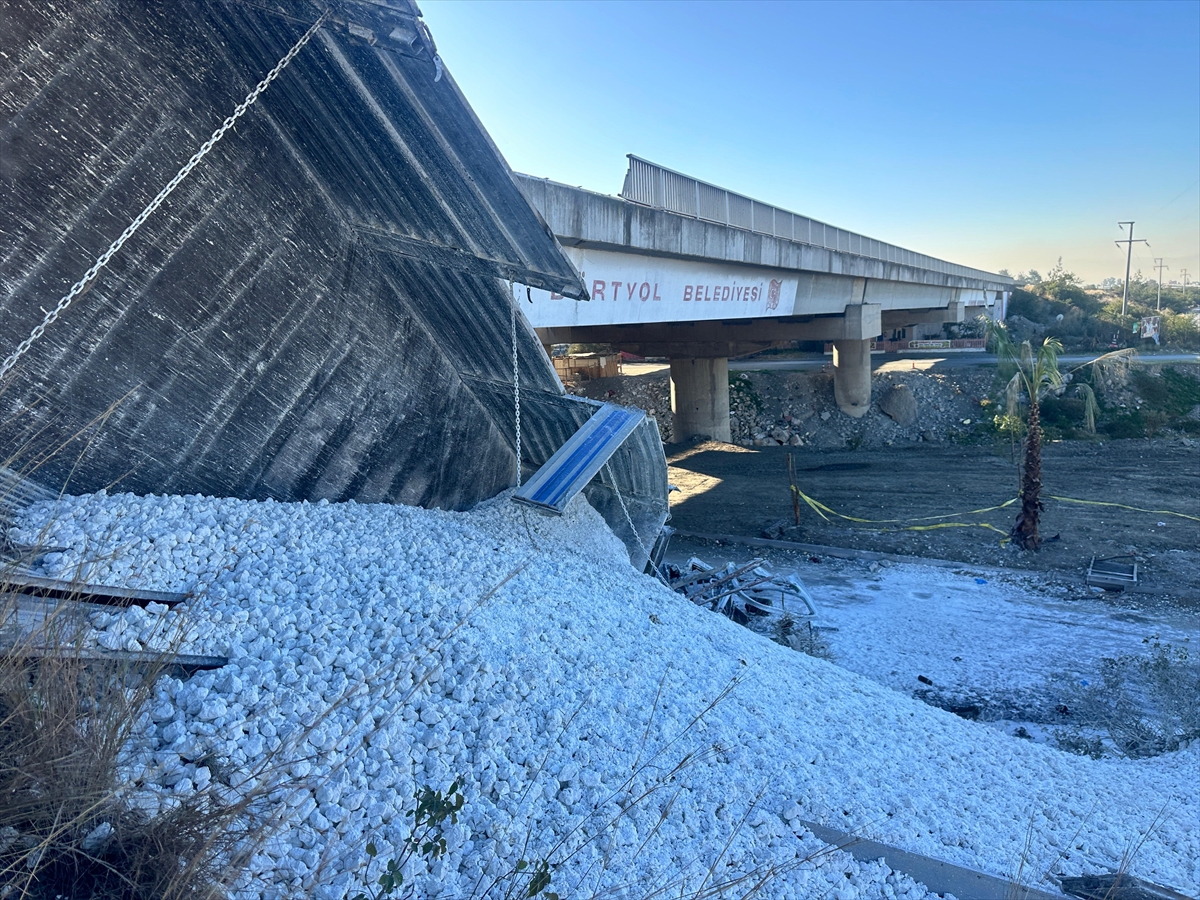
[13,491,1200,899]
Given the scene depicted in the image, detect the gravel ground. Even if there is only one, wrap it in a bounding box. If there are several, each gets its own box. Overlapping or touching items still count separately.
[567,365,1199,604]
[13,491,1200,898]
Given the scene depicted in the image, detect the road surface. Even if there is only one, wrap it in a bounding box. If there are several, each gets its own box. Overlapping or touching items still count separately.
[728,352,1200,372]
[619,352,1197,378]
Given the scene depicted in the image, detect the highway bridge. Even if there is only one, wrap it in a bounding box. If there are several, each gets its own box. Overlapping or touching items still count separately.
[516,156,1012,441]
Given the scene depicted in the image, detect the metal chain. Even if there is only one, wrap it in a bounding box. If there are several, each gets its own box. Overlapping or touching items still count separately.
[510,281,522,486]
[0,9,330,383]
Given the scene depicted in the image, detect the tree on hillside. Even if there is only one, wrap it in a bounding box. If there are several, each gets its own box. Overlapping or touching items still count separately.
[988,323,1135,550]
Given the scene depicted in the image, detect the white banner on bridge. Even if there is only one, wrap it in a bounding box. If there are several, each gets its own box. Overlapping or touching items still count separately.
[522,248,799,328]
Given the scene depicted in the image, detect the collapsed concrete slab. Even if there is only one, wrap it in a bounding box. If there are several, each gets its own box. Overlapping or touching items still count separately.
[0,0,667,564]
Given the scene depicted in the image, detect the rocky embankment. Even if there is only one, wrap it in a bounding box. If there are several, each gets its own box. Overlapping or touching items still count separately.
[569,364,996,449]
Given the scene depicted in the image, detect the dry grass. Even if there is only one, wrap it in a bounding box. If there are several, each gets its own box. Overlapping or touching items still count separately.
[0,573,272,900]
[0,396,272,897]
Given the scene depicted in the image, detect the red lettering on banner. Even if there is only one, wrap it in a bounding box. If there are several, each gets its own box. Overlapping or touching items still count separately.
[592,280,605,301]
[684,285,693,301]
[752,286,760,301]
[639,282,650,301]
[722,286,731,301]
[654,283,662,300]
[703,286,711,301]
[611,281,622,299]
[626,283,636,300]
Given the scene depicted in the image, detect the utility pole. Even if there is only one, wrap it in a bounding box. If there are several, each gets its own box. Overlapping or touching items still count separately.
[1154,258,1169,310]
[1182,269,1191,303]
[1115,222,1148,317]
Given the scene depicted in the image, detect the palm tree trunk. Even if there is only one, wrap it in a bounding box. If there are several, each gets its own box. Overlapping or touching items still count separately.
[1013,397,1043,550]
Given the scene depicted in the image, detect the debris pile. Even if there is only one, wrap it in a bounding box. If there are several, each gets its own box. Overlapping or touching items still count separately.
[667,557,815,625]
[570,367,996,448]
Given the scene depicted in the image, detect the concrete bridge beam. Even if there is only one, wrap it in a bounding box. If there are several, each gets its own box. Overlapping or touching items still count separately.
[670,357,731,442]
[881,300,965,330]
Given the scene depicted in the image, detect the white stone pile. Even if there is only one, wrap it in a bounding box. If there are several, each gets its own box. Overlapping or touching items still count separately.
[13,491,1199,899]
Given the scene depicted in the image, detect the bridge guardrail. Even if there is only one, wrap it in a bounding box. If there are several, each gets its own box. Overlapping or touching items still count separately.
[621,155,1007,285]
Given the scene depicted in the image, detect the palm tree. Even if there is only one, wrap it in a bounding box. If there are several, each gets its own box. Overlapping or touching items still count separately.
[988,323,1134,550]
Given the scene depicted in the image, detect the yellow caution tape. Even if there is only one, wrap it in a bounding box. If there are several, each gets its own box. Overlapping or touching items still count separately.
[789,481,1198,546]
[791,486,1017,525]
[892,522,1011,536]
[1047,496,1200,523]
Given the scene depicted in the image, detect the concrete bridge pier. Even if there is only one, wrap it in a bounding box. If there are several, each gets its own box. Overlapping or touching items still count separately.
[832,339,872,418]
[670,357,730,442]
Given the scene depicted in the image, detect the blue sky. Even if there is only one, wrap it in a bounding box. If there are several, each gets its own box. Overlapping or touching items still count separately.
[421,0,1199,285]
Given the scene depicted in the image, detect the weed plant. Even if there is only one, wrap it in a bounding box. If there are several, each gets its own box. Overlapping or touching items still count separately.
[1054,639,1200,759]
[345,673,847,900]
[772,615,831,660]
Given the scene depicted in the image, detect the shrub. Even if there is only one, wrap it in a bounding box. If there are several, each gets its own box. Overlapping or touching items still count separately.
[1132,368,1200,418]
[1039,397,1086,432]
[1097,368,1200,437]
[1055,639,1200,759]
[1161,311,1200,348]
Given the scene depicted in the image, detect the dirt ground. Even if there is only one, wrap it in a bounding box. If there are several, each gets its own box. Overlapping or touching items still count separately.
[665,438,1200,606]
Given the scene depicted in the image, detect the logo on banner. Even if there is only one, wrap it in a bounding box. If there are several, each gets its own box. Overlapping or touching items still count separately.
[766,279,782,311]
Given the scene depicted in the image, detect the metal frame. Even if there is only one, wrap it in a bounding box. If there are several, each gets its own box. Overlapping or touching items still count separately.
[513,403,645,515]
[1086,555,1139,591]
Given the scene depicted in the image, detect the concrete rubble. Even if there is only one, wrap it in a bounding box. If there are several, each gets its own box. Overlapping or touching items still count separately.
[572,364,998,449]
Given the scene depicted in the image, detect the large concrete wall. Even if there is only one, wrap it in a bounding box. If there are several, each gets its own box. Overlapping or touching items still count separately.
[0,0,668,564]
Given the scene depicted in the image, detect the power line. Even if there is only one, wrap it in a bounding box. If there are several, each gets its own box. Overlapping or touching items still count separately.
[1150,178,1199,215]
[1154,258,1169,310]
[1115,222,1149,317]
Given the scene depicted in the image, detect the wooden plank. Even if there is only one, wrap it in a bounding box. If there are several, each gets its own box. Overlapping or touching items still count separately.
[1,572,187,608]
[5,646,227,678]
[799,820,1066,900]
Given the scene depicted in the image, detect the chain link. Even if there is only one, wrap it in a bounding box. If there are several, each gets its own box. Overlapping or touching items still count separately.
[0,9,329,383]
[510,282,522,487]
